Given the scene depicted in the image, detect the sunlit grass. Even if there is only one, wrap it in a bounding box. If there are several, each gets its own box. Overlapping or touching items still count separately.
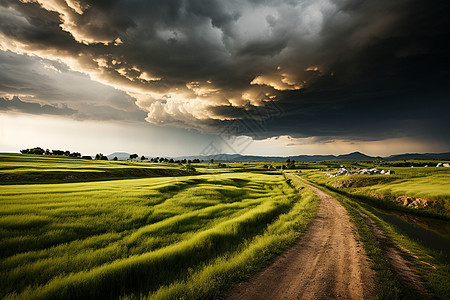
[0,170,317,299]
[361,174,450,202]
[0,153,189,184]
[301,167,450,205]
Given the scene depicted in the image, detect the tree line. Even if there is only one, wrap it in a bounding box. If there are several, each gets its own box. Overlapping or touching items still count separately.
[262,159,297,170]
[128,154,202,164]
[20,147,84,158]
[19,147,203,165]
[20,147,103,160]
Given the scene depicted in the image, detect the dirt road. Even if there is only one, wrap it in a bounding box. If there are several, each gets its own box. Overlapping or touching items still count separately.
[226,176,375,300]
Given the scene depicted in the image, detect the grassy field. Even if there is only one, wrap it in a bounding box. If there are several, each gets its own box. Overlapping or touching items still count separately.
[0,153,192,184]
[0,155,317,299]
[343,166,450,203]
[3,154,449,299]
[301,165,450,218]
[359,170,450,202]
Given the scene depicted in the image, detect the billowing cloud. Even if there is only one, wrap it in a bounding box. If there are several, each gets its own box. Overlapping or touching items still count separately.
[0,50,147,121]
[0,0,449,145]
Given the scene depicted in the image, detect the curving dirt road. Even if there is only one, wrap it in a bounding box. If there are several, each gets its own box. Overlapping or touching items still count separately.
[226,176,375,300]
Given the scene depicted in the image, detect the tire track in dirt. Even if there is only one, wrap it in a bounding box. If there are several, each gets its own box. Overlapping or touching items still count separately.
[226,175,375,300]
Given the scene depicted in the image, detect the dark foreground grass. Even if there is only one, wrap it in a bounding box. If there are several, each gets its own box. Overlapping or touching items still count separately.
[304,178,449,299]
[0,171,317,299]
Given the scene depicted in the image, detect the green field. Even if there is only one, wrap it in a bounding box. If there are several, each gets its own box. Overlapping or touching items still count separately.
[0,155,317,299]
[358,167,450,201]
[0,153,193,184]
[301,165,450,217]
[3,154,449,299]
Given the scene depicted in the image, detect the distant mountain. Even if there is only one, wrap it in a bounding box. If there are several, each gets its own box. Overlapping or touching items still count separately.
[286,154,337,162]
[172,154,278,162]
[106,151,450,162]
[173,151,380,162]
[172,151,450,162]
[107,152,131,160]
[386,152,450,161]
[335,151,377,161]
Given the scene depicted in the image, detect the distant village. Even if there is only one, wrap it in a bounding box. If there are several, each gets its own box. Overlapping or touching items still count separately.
[325,163,450,178]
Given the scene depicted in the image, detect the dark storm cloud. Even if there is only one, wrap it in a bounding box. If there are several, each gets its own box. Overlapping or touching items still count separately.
[0,0,80,53]
[0,96,77,115]
[0,0,449,144]
[0,50,147,121]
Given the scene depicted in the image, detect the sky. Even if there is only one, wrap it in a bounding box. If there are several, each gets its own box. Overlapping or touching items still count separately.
[0,0,449,157]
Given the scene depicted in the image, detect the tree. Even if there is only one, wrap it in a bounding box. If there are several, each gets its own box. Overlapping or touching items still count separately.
[169,158,174,163]
[35,147,45,155]
[141,155,147,161]
[287,160,296,169]
[113,156,118,161]
[210,158,214,164]
[185,163,196,172]
[52,150,64,155]
[95,153,108,160]
[129,154,138,160]
[70,152,81,158]
[21,147,45,155]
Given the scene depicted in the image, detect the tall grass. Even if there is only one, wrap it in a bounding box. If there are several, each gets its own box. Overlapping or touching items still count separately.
[0,171,317,299]
[146,187,317,300]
